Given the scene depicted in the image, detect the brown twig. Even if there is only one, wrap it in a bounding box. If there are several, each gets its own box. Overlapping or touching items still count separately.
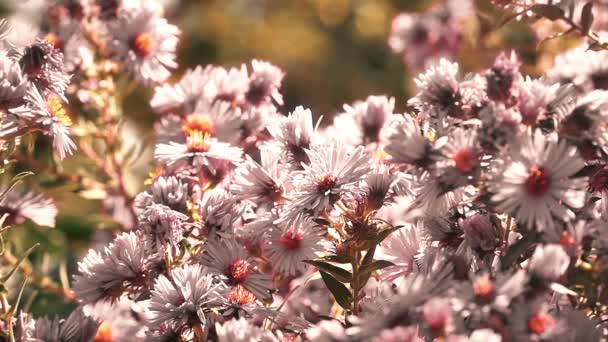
[1,250,74,302]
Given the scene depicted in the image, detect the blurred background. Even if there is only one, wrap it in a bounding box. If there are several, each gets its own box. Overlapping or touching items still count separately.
[0,0,579,317]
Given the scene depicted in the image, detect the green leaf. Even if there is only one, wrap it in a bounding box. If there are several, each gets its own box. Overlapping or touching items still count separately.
[501,232,539,271]
[304,260,352,282]
[359,260,395,277]
[531,4,565,21]
[318,254,351,264]
[580,2,594,35]
[320,271,352,310]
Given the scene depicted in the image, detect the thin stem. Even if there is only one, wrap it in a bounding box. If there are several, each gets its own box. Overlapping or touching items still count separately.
[351,252,361,315]
[1,250,74,302]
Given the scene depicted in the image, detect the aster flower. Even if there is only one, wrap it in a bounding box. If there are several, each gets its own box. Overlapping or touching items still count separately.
[388,3,466,72]
[138,203,188,250]
[245,59,284,106]
[155,100,243,145]
[134,175,189,215]
[4,86,75,159]
[267,106,318,167]
[0,50,28,110]
[485,51,522,103]
[150,65,212,114]
[154,133,243,170]
[306,320,347,342]
[327,95,395,146]
[283,144,372,219]
[32,309,100,342]
[0,186,57,227]
[352,164,398,212]
[439,127,481,175]
[11,38,71,96]
[72,231,158,304]
[107,5,179,84]
[515,77,576,128]
[199,236,272,300]
[198,188,243,236]
[83,297,148,342]
[231,152,287,209]
[408,59,485,123]
[382,113,433,167]
[377,223,422,284]
[215,317,278,342]
[527,244,570,282]
[461,213,502,252]
[264,214,325,276]
[147,264,226,329]
[488,131,586,232]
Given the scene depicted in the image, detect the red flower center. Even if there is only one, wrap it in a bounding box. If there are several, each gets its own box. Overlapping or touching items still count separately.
[131,33,154,57]
[228,259,251,284]
[528,312,556,335]
[279,231,303,251]
[525,165,551,197]
[452,148,477,173]
[589,165,608,193]
[473,274,494,300]
[559,231,576,248]
[316,174,336,194]
[182,114,215,137]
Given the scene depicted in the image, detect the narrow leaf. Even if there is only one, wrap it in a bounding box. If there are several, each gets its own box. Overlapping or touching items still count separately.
[1,243,39,283]
[304,260,352,282]
[580,2,594,35]
[531,4,565,21]
[501,233,538,271]
[319,254,351,264]
[320,271,352,310]
[359,260,395,277]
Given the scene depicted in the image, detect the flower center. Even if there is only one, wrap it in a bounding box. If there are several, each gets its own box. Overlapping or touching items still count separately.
[228,259,251,284]
[525,165,551,197]
[452,148,477,173]
[316,174,337,194]
[44,33,64,51]
[528,312,556,335]
[229,285,255,305]
[186,131,211,152]
[473,274,494,300]
[589,165,608,193]
[19,44,47,78]
[279,231,303,251]
[93,323,113,342]
[182,114,215,137]
[47,96,72,127]
[131,33,154,58]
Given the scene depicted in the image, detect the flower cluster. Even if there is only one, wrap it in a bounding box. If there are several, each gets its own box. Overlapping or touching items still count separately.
[1,0,608,341]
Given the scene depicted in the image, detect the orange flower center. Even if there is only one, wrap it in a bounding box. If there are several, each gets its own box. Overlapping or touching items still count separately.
[182,114,215,137]
[44,33,64,51]
[452,148,477,173]
[279,231,303,251]
[473,274,494,300]
[186,131,211,152]
[228,259,251,284]
[528,312,556,335]
[229,285,255,305]
[47,96,72,127]
[94,323,113,342]
[525,165,551,197]
[131,33,154,57]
